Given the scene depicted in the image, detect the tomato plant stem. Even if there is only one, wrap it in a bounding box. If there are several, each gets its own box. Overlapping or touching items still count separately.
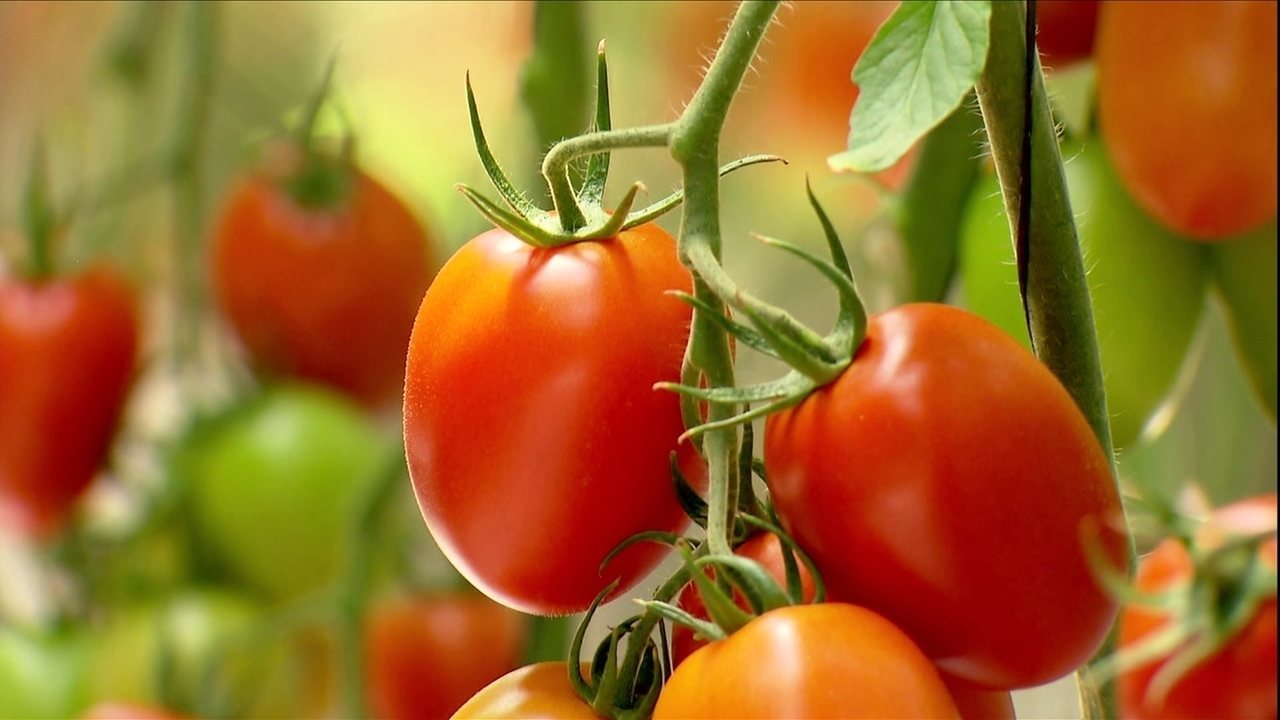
[669,0,780,558]
[974,1,1133,715]
[541,125,673,226]
[21,137,55,280]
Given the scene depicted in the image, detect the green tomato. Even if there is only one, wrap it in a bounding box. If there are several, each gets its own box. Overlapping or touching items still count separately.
[0,627,89,719]
[177,383,391,599]
[960,139,1208,450]
[1208,224,1278,420]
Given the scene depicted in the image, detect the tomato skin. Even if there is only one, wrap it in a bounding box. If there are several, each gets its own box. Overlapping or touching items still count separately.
[365,594,527,720]
[212,152,432,406]
[1119,495,1278,720]
[177,384,390,599]
[1035,1,1099,68]
[404,225,693,615]
[960,140,1208,450]
[670,532,817,666]
[654,603,959,719]
[1097,1,1277,239]
[942,675,1016,720]
[0,266,138,535]
[451,662,598,720]
[765,303,1128,689]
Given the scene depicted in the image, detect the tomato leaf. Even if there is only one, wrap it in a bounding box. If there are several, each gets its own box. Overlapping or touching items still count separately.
[828,0,991,173]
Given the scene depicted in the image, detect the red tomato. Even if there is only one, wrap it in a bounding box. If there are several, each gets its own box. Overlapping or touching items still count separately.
[942,675,1016,720]
[365,594,527,720]
[670,532,817,666]
[404,224,693,615]
[452,662,597,720]
[1096,1,1278,239]
[654,603,959,719]
[1035,1,1099,68]
[212,145,432,407]
[1119,495,1278,720]
[0,266,138,535]
[764,303,1128,689]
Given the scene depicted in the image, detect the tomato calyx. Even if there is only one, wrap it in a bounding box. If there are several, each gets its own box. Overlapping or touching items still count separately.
[566,581,665,720]
[282,59,356,210]
[460,43,781,248]
[659,182,868,440]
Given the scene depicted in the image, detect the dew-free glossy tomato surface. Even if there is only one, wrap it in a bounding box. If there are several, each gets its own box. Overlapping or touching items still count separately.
[654,603,960,719]
[405,225,693,615]
[212,155,432,406]
[942,674,1016,720]
[365,594,526,720]
[1097,1,1278,239]
[0,266,138,535]
[452,662,597,720]
[1035,0,1099,68]
[1120,495,1278,720]
[765,304,1128,689]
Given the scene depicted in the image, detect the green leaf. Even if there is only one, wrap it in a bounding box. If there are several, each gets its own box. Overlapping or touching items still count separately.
[829,0,992,173]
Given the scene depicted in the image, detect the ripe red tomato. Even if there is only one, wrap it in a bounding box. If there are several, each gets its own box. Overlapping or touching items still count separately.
[0,265,138,535]
[1035,1,1099,68]
[765,303,1128,690]
[941,675,1016,720]
[365,594,527,719]
[1119,495,1277,720]
[452,662,597,720]
[212,145,432,407]
[404,224,693,615]
[654,603,959,719]
[1096,1,1278,239]
[670,532,817,666]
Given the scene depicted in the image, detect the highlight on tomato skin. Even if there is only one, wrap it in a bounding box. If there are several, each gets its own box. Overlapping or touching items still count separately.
[764,303,1129,690]
[0,265,139,537]
[403,223,694,616]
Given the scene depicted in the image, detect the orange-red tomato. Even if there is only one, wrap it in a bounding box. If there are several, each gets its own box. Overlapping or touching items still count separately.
[654,603,960,719]
[0,266,138,535]
[1119,495,1277,720]
[365,594,526,720]
[765,304,1128,689]
[1035,1,1099,68]
[1096,1,1278,239]
[404,224,692,615]
[942,675,1017,720]
[451,662,597,720]
[670,532,817,666]
[212,147,432,406]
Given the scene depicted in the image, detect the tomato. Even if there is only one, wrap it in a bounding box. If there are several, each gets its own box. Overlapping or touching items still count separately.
[941,675,1016,720]
[1035,1,1099,68]
[365,593,527,719]
[0,265,138,536]
[176,384,391,599]
[81,704,186,720]
[654,603,959,719]
[404,224,693,615]
[452,662,597,720]
[0,626,90,719]
[1209,224,1277,419]
[764,304,1128,689]
[960,140,1208,450]
[670,532,817,666]
[1119,495,1277,720]
[212,144,433,407]
[87,588,321,719]
[1096,1,1278,239]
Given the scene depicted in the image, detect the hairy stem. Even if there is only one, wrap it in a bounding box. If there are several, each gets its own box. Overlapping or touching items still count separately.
[541,125,673,222]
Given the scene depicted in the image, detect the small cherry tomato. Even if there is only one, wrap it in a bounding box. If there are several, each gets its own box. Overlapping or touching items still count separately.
[765,304,1128,689]
[0,265,138,535]
[365,594,527,720]
[654,603,960,719]
[405,224,693,615]
[451,662,597,720]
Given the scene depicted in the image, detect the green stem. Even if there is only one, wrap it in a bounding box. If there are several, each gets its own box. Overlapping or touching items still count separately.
[894,100,984,302]
[974,2,1133,715]
[541,125,673,225]
[22,137,55,280]
[669,0,781,558]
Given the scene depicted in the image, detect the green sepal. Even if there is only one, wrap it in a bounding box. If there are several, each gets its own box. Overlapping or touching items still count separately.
[455,184,563,248]
[580,41,612,207]
[738,513,828,605]
[578,181,644,240]
[622,154,786,230]
[668,291,779,359]
[697,555,792,614]
[638,600,725,645]
[681,544,753,634]
[569,580,620,706]
[465,73,548,221]
[669,453,709,529]
[597,530,686,577]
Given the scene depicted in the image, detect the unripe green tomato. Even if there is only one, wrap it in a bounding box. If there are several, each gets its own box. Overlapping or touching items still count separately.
[960,139,1208,450]
[86,588,316,719]
[0,627,89,719]
[176,383,390,599]
[1208,224,1278,420]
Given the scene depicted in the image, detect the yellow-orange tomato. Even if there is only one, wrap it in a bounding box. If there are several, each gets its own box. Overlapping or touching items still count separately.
[654,604,960,719]
[1096,1,1277,239]
[452,663,597,720]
